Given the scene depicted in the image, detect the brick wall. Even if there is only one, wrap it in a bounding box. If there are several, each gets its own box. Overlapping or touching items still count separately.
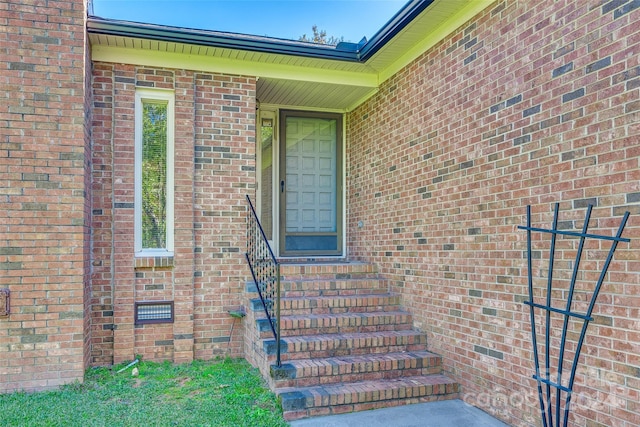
[0,0,89,392]
[192,73,256,360]
[347,0,639,425]
[89,62,115,364]
[89,63,255,365]
[82,6,93,371]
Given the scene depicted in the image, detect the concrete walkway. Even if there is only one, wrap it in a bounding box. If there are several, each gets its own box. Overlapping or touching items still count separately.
[289,399,509,427]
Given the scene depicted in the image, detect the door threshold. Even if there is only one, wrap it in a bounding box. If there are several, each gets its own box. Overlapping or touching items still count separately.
[278,257,349,264]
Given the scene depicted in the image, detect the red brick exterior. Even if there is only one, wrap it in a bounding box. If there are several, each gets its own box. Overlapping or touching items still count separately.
[347,0,640,425]
[2,0,639,425]
[89,64,255,365]
[0,0,90,392]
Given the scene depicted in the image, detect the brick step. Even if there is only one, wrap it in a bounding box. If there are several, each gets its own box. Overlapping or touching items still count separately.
[244,262,460,423]
[270,351,443,388]
[278,374,459,421]
[281,278,389,297]
[256,311,414,339]
[279,294,402,316]
[246,277,389,297]
[249,294,402,316]
[262,330,428,362]
[278,261,378,281]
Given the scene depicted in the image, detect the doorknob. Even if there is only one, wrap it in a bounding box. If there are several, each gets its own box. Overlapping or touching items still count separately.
[280,180,285,193]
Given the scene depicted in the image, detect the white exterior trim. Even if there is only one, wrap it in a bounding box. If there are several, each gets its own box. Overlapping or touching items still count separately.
[134,88,175,257]
[257,105,347,258]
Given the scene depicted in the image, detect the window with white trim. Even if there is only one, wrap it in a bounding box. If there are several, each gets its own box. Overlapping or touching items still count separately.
[135,89,174,256]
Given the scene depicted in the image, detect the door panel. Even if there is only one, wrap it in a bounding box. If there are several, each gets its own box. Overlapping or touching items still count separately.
[280,110,342,256]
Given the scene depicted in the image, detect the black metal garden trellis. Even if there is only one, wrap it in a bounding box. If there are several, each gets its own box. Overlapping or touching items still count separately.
[518,203,630,427]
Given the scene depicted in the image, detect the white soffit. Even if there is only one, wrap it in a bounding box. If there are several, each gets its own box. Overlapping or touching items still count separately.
[88,0,493,110]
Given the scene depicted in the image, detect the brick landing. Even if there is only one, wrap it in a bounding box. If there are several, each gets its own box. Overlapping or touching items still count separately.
[244,262,459,421]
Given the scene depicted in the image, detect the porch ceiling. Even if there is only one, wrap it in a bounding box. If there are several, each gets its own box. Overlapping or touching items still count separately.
[256,78,377,111]
[88,0,492,111]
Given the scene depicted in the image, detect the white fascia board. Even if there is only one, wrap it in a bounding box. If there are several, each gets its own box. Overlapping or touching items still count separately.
[91,45,379,88]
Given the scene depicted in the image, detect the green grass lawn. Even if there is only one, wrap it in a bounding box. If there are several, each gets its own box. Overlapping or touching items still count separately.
[0,358,289,427]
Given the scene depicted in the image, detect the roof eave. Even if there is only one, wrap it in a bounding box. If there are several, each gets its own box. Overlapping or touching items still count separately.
[86,0,438,64]
[86,16,361,62]
[358,0,436,61]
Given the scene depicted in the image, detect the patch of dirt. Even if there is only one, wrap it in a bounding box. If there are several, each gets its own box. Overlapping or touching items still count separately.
[176,377,191,387]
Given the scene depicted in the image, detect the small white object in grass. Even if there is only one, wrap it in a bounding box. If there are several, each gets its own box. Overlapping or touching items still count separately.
[116,358,139,374]
[132,367,139,377]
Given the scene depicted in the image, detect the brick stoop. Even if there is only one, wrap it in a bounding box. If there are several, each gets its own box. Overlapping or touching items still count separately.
[244,262,459,421]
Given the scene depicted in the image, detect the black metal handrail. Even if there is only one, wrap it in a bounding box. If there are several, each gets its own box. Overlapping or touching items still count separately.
[245,195,281,367]
[519,203,630,427]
